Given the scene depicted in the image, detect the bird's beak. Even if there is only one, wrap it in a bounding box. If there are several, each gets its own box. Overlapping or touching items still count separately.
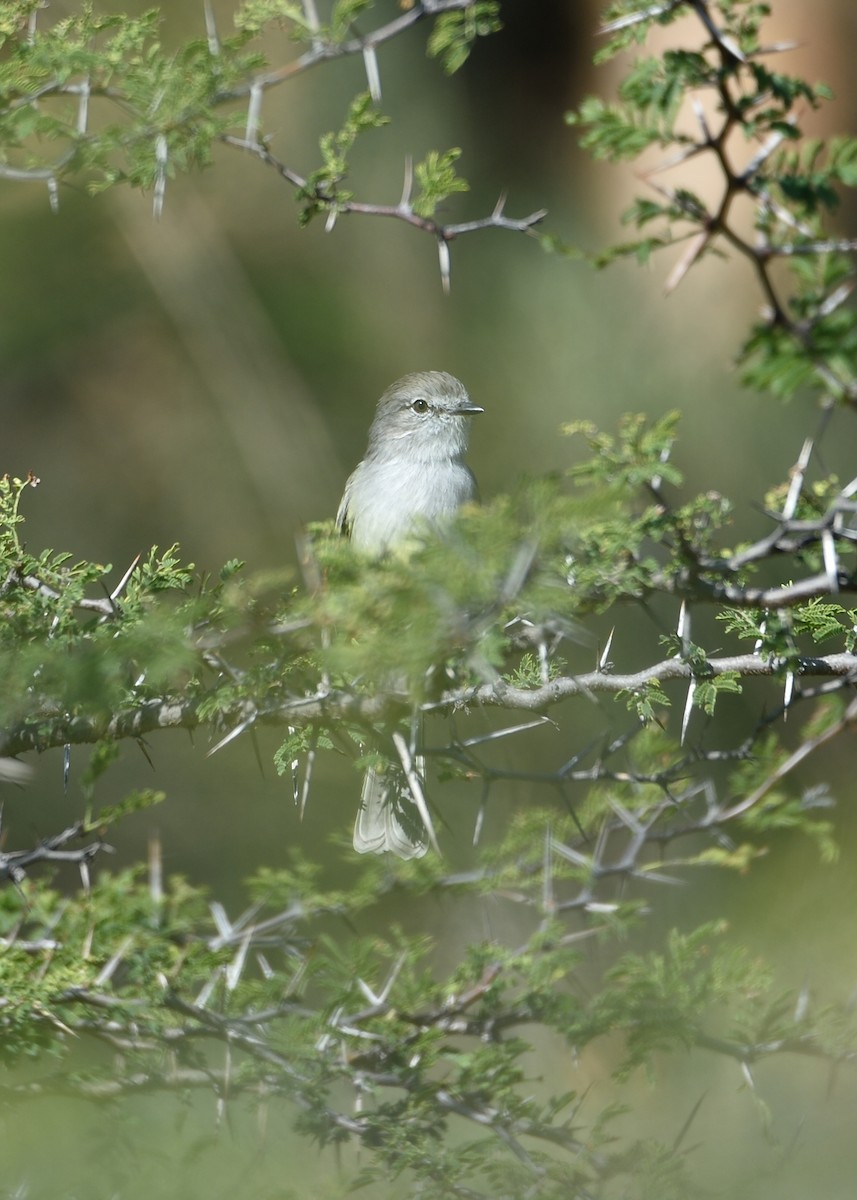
[455,402,484,414]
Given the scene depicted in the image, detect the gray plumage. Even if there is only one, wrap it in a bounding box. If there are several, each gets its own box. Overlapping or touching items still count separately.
[337,371,483,857]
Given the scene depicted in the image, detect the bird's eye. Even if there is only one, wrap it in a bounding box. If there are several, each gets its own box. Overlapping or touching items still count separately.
[411,398,429,414]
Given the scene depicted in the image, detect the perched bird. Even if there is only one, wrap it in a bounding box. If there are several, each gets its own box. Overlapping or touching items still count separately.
[336,371,483,857]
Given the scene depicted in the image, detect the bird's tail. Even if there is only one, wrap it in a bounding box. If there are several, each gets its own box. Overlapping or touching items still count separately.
[353,762,428,860]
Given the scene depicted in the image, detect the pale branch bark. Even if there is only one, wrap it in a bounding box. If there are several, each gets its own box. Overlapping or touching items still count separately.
[1,651,855,759]
[449,652,857,713]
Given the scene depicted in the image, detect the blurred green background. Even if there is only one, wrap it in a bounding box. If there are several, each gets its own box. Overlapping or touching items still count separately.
[3,1,857,1196]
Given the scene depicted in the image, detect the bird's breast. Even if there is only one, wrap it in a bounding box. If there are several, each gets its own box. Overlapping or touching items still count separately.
[347,457,476,553]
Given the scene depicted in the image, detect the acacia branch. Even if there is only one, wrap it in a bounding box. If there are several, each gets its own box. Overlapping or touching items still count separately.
[0,820,112,883]
[221,135,546,250]
[624,0,857,404]
[216,0,487,98]
[2,651,856,759]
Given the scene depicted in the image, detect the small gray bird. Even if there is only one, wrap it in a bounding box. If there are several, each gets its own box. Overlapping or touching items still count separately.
[336,371,483,857]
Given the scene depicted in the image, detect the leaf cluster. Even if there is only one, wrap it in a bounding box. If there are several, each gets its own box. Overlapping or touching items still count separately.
[3,820,852,1198]
[426,1,502,75]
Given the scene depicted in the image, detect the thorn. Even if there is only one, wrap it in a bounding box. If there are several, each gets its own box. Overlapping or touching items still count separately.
[821,529,839,592]
[392,731,440,855]
[363,44,381,104]
[599,627,615,672]
[794,979,810,1022]
[110,552,142,602]
[47,175,59,214]
[740,122,796,183]
[203,0,221,55]
[755,40,800,55]
[63,743,71,793]
[676,600,690,654]
[782,437,813,520]
[153,135,168,220]
[356,976,380,1006]
[225,929,252,991]
[399,155,414,211]
[782,670,794,719]
[753,618,767,656]
[607,795,644,835]
[148,832,163,908]
[650,442,672,491]
[325,207,338,233]
[286,726,300,804]
[94,934,135,987]
[207,712,256,756]
[542,824,554,914]
[691,0,746,62]
[550,836,591,869]
[818,281,854,318]
[245,83,263,147]
[76,78,90,136]
[664,229,710,294]
[437,238,451,295]
[599,3,676,35]
[461,718,551,748]
[492,190,507,219]
[299,735,316,819]
[680,680,695,746]
[302,0,322,47]
[642,141,707,177]
[472,800,486,846]
[195,967,224,1008]
[210,901,233,940]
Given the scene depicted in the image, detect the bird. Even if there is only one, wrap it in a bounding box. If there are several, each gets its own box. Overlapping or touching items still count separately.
[336,371,483,857]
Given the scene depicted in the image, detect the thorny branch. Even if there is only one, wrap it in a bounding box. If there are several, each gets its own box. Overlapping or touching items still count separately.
[0,0,542,281]
[0,648,855,762]
[615,2,857,405]
[221,136,546,292]
[1,848,854,1161]
[0,819,112,885]
[218,0,491,98]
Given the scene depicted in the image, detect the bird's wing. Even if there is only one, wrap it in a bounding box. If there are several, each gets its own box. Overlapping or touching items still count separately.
[335,468,356,538]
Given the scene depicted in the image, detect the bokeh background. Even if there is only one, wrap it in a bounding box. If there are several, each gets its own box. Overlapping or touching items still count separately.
[3,1,857,1196]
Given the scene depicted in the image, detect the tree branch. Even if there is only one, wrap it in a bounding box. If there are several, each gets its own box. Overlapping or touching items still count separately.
[2,651,855,759]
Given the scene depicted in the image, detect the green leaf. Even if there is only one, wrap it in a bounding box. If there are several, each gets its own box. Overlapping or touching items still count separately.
[427,3,501,75]
[412,147,469,218]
